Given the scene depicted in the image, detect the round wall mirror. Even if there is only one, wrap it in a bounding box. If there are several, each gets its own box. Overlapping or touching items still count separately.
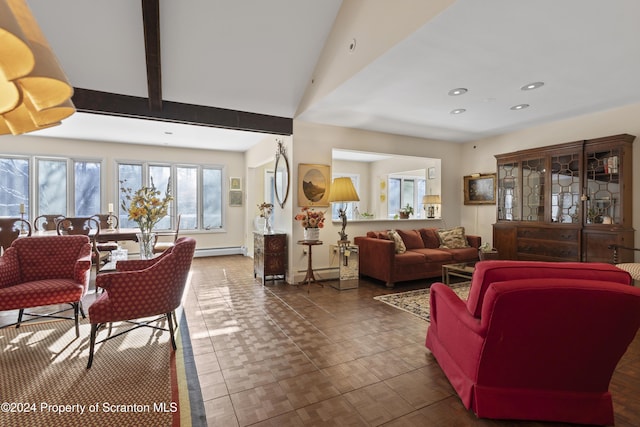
[274,141,290,208]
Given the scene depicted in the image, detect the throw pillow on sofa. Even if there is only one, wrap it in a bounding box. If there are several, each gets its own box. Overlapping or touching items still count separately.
[387,229,406,254]
[397,229,425,249]
[438,226,469,249]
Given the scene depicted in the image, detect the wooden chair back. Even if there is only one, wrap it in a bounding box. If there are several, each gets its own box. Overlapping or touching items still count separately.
[0,217,31,252]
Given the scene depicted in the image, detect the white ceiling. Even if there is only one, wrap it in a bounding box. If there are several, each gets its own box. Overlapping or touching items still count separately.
[24,0,640,151]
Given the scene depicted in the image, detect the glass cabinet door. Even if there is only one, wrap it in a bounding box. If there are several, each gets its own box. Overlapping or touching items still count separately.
[497,162,519,220]
[521,158,545,221]
[550,152,580,223]
[584,146,621,224]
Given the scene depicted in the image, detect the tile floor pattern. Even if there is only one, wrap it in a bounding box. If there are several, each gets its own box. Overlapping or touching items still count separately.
[183,256,640,427]
[1,255,637,426]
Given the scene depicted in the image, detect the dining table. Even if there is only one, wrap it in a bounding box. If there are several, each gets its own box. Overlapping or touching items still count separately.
[32,228,143,243]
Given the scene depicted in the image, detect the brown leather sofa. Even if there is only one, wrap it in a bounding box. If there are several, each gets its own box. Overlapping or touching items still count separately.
[354,228,480,288]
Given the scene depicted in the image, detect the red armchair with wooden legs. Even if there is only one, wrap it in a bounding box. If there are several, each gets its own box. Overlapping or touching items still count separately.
[425,260,640,425]
[0,235,92,337]
[87,237,196,368]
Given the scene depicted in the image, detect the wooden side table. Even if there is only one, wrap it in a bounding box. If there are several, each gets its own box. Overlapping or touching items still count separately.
[297,240,323,292]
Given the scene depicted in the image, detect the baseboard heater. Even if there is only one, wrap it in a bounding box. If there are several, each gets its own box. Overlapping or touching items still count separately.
[195,246,245,258]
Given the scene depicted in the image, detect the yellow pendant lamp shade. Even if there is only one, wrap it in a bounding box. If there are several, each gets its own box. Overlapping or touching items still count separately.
[0,0,75,135]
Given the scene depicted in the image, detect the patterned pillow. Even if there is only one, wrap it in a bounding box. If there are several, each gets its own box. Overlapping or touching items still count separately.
[387,229,406,254]
[438,226,469,249]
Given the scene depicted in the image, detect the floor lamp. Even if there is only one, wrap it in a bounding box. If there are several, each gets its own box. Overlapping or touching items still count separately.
[328,177,360,244]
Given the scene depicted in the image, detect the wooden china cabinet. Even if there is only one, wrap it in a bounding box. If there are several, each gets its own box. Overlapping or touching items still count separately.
[493,134,634,263]
[253,232,287,284]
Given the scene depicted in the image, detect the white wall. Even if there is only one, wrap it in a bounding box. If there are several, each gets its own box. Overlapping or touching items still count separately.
[458,102,640,258]
[290,120,463,282]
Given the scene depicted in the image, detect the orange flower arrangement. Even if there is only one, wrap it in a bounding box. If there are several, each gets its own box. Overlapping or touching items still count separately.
[294,206,325,229]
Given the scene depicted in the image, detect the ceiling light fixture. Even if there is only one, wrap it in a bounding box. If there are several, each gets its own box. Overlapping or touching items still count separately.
[450,108,466,115]
[521,82,544,91]
[448,88,468,96]
[0,0,75,136]
[510,104,530,110]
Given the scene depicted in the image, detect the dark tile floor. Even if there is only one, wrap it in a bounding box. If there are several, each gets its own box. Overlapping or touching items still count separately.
[1,255,637,426]
[183,256,640,427]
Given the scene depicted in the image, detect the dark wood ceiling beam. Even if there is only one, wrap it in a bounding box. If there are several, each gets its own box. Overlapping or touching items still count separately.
[72,88,293,135]
[141,0,162,111]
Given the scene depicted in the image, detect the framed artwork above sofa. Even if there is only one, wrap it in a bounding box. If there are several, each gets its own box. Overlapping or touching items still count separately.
[464,173,496,205]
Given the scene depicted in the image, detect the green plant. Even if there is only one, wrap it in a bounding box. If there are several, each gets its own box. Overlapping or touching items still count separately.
[400,204,414,216]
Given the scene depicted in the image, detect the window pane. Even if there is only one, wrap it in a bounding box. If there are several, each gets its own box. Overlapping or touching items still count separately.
[150,165,172,229]
[176,166,198,230]
[402,179,415,211]
[118,163,142,227]
[203,168,222,229]
[38,159,67,216]
[388,178,401,218]
[0,157,29,218]
[417,179,426,218]
[75,161,101,216]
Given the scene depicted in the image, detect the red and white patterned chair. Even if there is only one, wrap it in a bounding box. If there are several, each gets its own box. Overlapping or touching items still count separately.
[0,235,93,337]
[87,237,196,368]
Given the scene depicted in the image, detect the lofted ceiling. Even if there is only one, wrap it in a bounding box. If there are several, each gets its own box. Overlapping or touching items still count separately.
[23,0,640,151]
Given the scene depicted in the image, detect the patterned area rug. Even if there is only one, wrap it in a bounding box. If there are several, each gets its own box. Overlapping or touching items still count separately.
[374,282,471,321]
[0,310,205,426]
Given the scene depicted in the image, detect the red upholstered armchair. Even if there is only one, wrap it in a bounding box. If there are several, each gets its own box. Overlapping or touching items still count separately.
[425,260,640,425]
[87,237,196,368]
[0,235,92,337]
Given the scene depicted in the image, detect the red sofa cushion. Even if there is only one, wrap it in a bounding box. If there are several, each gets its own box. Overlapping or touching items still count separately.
[419,228,441,248]
[411,248,453,262]
[396,229,424,249]
[438,247,478,262]
[366,230,390,239]
[394,251,427,266]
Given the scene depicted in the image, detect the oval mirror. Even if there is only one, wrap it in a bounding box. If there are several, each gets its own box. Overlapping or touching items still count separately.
[274,141,290,208]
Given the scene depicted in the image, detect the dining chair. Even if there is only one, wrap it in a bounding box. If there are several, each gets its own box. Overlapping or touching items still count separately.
[153,214,181,254]
[0,217,31,253]
[92,213,120,252]
[57,216,104,273]
[33,214,65,231]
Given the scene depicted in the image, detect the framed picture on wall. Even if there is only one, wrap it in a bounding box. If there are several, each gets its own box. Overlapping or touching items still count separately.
[229,190,243,207]
[428,167,436,180]
[464,174,496,205]
[298,163,331,207]
[230,177,242,190]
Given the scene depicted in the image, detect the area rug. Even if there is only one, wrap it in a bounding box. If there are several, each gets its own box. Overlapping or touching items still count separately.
[0,310,206,427]
[374,281,471,321]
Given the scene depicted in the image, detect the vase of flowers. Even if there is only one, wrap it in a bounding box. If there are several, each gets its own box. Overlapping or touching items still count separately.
[257,202,274,234]
[295,206,325,241]
[121,178,173,259]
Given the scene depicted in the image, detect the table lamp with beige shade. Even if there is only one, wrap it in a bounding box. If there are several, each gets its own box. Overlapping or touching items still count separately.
[328,177,360,244]
[423,194,441,218]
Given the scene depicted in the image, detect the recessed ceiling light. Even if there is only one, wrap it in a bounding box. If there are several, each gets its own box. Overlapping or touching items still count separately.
[164,131,173,135]
[448,88,468,96]
[510,104,530,110]
[521,82,544,91]
[450,108,466,115]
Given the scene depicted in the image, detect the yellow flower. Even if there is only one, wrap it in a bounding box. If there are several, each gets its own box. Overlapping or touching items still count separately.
[120,178,173,234]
